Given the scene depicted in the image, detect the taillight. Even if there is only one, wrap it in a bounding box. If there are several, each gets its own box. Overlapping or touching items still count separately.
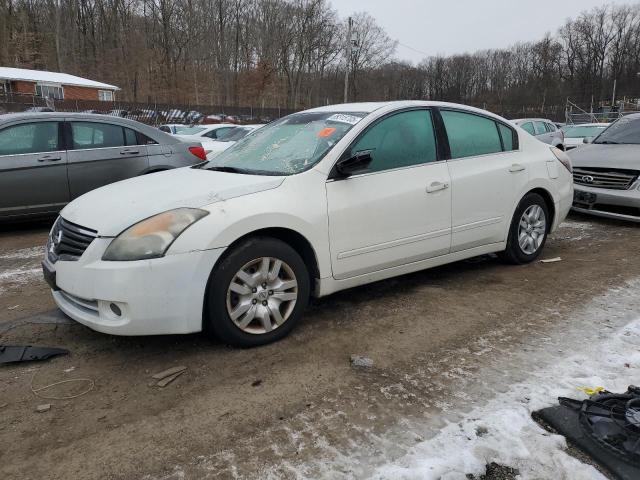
[550,147,572,173]
[188,146,206,161]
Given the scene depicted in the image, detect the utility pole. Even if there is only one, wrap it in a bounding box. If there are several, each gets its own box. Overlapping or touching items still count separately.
[612,78,617,108]
[343,17,352,104]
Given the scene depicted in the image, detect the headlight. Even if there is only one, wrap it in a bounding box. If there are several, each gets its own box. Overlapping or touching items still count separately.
[102,208,208,261]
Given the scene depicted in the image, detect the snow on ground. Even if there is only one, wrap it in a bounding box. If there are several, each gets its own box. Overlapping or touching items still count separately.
[0,246,45,295]
[149,278,640,480]
[372,318,640,480]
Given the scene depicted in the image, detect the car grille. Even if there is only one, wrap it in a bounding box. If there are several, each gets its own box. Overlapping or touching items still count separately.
[573,167,639,190]
[47,217,98,263]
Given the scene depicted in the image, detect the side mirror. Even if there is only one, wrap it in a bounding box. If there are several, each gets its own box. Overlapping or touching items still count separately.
[334,150,373,178]
[583,136,594,144]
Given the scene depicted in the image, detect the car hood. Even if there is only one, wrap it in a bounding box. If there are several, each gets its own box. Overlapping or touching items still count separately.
[567,144,640,170]
[60,167,285,236]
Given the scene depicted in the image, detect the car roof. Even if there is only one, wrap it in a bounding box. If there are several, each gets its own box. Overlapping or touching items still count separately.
[511,118,553,124]
[303,101,513,122]
[563,123,610,128]
[0,112,181,144]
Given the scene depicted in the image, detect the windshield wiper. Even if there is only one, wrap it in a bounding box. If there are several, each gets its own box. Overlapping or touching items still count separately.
[205,165,252,174]
[595,140,620,144]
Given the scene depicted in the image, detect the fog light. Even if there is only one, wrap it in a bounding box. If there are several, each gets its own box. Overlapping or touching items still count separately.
[110,303,122,316]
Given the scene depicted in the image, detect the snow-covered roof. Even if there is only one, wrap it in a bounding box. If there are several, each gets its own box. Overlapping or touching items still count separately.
[0,67,119,90]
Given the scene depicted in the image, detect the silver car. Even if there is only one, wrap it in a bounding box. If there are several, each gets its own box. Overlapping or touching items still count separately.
[512,118,565,150]
[568,113,640,222]
[0,112,206,221]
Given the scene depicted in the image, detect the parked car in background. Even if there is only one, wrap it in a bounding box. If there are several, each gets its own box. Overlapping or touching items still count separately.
[512,118,565,150]
[0,112,206,220]
[202,114,225,124]
[203,124,264,159]
[568,113,640,222]
[43,101,572,347]
[173,124,237,142]
[24,106,55,113]
[107,109,128,117]
[561,123,610,150]
[184,110,203,123]
[158,124,188,134]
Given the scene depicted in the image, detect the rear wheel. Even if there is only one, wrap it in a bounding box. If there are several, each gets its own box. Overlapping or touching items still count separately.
[204,237,310,347]
[500,193,549,264]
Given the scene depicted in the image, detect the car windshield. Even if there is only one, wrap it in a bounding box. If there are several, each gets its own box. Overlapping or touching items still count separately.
[178,126,206,135]
[561,125,607,138]
[202,112,365,175]
[593,116,640,144]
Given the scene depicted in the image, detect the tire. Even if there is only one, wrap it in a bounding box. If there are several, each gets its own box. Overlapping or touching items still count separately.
[500,192,550,265]
[204,236,310,347]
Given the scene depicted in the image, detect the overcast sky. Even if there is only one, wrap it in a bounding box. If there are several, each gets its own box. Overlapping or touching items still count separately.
[333,0,631,63]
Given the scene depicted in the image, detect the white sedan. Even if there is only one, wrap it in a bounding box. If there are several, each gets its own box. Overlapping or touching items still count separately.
[203,125,264,159]
[42,101,573,347]
[172,123,237,142]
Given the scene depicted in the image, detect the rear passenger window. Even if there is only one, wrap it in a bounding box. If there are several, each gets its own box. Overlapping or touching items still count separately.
[534,121,547,136]
[545,123,556,132]
[498,124,516,151]
[71,122,124,149]
[521,122,535,135]
[441,111,502,159]
[347,109,438,173]
[124,128,138,146]
[0,122,59,155]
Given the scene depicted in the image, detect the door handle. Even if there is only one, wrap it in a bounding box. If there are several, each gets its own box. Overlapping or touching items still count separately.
[120,149,139,155]
[509,163,526,173]
[426,181,449,193]
[37,155,62,162]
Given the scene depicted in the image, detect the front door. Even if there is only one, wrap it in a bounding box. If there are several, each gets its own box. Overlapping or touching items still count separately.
[0,120,69,218]
[326,109,452,280]
[66,120,149,198]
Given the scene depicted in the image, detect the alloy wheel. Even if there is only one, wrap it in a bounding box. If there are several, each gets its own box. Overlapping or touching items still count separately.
[518,204,547,255]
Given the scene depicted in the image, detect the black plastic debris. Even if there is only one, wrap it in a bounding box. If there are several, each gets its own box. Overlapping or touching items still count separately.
[536,386,640,480]
[0,345,69,364]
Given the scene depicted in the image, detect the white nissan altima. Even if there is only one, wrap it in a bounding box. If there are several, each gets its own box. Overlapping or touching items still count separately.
[42,101,573,347]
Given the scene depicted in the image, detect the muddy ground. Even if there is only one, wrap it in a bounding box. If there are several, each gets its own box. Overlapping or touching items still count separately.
[0,214,638,480]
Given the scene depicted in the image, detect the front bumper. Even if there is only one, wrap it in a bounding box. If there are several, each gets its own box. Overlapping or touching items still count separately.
[572,183,640,223]
[44,238,225,335]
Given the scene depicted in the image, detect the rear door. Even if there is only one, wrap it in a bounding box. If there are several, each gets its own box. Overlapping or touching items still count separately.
[441,109,528,252]
[66,120,149,198]
[0,119,69,218]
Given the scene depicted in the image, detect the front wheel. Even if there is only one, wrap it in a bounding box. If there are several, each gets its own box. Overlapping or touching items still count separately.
[204,237,310,347]
[500,193,550,264]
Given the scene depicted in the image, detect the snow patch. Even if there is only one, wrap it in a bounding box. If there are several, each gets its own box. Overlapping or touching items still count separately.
[372,318,640,480]
[0,246,45,260]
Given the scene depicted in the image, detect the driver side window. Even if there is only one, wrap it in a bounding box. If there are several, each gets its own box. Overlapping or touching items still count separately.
[346,110,438,173]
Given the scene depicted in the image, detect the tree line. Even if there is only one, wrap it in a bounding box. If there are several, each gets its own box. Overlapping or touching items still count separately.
[1,0,640,114]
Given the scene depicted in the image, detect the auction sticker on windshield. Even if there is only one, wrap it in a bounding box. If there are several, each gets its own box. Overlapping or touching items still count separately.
[327,114,362,125]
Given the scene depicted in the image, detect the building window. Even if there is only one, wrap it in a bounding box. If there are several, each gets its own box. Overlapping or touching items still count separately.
[98,90,114,102]
[35,84,64,100]
[0,81,9,94]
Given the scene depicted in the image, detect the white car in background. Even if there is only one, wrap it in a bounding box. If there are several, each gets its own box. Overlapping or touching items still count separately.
[204,124,264,159]
[561,123,610,149]
[173,124,237,142]
[43,101,572,348]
